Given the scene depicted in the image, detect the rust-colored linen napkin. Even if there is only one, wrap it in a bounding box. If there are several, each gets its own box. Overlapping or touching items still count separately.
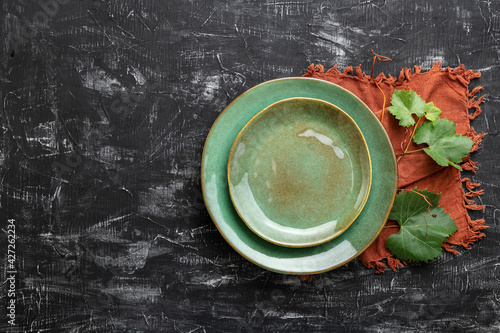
[304,62,487,273]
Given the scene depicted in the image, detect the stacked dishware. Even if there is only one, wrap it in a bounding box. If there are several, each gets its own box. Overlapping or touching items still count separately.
[201,78,397,274]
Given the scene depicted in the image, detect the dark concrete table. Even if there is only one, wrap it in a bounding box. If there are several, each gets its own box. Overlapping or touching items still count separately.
[1,1,499,332]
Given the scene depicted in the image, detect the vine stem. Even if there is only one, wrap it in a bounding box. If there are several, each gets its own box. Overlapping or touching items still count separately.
[405,148,425,154]
[409,189,433,237]
[403,116,423,154]
[370,50,392,123]
[409,189,432,208]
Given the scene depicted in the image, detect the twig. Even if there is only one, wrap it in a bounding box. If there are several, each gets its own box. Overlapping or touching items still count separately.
[405,148,425,154]
[370,50,392,123]
[403,116,423,154]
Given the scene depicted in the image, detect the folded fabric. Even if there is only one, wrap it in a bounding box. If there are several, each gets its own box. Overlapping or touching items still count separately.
[304,62,487,273]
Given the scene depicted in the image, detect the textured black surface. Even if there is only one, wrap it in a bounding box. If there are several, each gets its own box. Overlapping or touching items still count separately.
[1,0,499,332]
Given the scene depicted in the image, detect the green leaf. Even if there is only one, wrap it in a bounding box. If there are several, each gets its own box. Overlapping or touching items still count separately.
[386,188,458,263]
[388,89,426,127]
[423,102,442,122]
[413,118,474,170]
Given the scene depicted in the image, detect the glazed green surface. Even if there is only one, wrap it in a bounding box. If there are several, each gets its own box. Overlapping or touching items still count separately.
[228,98,371,247]
[201,77,397,274]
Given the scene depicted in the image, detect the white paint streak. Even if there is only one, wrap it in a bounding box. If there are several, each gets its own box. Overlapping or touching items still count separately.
[138,183,184,217]
[86,213,134,234]
[93,145,137,164]
[128,66,147,85]
[91,241,151,274]
[421,52,446,69]
[26,121,58,152]
[80,67,122,96]
[100,277,162,302]
[191,72,221,103]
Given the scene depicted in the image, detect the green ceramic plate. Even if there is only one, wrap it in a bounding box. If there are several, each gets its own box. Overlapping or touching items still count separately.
[201,77,397,274]
[227,98,372,247]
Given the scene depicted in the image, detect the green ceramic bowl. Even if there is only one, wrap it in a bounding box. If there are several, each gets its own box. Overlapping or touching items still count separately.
[228,98,371,247]
[201,77,397,274]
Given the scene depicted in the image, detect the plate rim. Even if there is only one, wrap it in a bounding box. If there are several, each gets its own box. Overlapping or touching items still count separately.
[201,76,398,274]
[226,96,373,248]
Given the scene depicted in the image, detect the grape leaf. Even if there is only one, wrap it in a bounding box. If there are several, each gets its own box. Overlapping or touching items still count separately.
[386,188,458,263]
[413,118,474,170]
[388,90,443,126]
[423,102,442,122]
[388,90,426,127]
